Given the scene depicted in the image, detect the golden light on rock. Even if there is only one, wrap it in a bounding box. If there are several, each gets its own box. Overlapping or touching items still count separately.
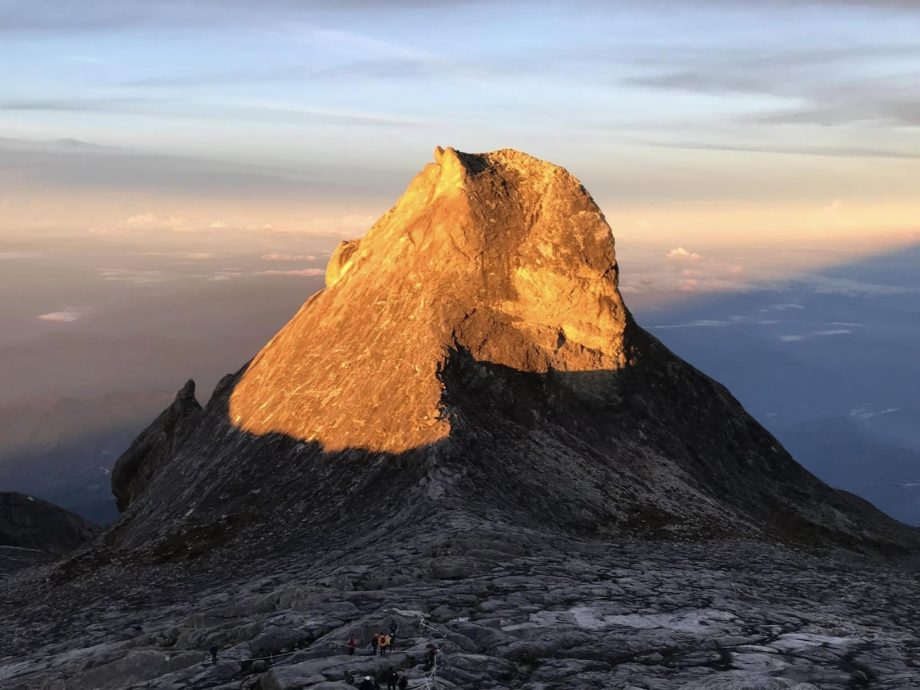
[229,147,631,453]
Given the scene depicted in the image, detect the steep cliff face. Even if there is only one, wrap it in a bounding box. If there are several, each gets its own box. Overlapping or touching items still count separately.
[106,148,919,556]
[111,380,203,512]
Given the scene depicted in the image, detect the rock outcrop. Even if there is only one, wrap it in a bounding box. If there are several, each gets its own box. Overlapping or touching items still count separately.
[0,492,99,572]
[231,147,629,454]
[111,379,203,512]
[105,147,919,557]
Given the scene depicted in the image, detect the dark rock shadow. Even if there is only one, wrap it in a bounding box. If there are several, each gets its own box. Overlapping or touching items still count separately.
[628,241,920,526]
[67,315,919,587]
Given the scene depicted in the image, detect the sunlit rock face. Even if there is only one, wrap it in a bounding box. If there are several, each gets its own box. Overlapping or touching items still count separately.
[230,147,631,453]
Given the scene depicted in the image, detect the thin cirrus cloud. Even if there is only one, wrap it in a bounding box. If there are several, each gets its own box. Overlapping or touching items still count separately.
[212,98,427,127]
[641,140,920,161]
[0,97,155,112]
[653,316,781,330]
[797,274,916,296]
[123,58,461,89]
[0,137,312,196]
[261,268,326,277]
[621,267,748,295]
[2,0,918,34]
[209,268,326,281]
[0,95,426,128]
[37,309,87,323]
[0,137,398,201]
[760,303,805,312]
[626,41,920,129]
[262,254,318,262]
[653,319,734,329]
[0,251,39,260]
[778,329,853,343]
[98,268,171,284]
[0,1,485,33]
[754,92,920,129]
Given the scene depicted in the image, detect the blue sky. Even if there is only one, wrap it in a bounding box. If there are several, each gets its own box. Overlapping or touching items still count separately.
[1,0,919,251]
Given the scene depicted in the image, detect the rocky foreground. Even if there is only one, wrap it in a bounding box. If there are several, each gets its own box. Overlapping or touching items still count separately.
[1,526,918,690]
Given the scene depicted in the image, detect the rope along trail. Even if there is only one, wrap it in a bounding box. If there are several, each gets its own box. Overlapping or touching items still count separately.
[168,611,447,686]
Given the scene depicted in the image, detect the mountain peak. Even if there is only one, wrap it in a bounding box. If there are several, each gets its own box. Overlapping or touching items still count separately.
[231,148,629,454]
[103,148,919,558]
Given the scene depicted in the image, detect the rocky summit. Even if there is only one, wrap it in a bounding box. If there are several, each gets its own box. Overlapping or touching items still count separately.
[1,148,919,690]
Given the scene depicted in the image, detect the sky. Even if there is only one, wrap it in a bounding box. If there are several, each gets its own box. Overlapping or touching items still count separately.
[1,0,919,258]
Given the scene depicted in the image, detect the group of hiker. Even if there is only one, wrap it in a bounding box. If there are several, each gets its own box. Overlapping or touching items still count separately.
[205,615,439,689]
[347,620,400,656]
[347,620,441,689]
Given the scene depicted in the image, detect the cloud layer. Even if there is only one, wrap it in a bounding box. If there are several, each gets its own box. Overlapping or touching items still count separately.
[38,310,86,323]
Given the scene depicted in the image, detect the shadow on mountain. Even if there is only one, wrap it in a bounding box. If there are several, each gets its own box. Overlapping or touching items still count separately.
[630,241,920,526]
[65,322,917,588]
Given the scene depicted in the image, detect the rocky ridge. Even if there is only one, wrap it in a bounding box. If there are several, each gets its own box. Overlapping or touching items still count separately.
[111,379,203,512]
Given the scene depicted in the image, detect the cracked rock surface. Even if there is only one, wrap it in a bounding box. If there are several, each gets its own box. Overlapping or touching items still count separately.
[1,532,918,689]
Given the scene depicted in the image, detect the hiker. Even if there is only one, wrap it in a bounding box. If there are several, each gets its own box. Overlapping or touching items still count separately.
[358,675,376,690]
[397,673,408,690]
[347,636,357,656]
[378,633,390,655]
[209,644,218,665]
[423,643,437,671]
[370,633,379,655]
[383,666,398,690]
[388,620,399,649]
